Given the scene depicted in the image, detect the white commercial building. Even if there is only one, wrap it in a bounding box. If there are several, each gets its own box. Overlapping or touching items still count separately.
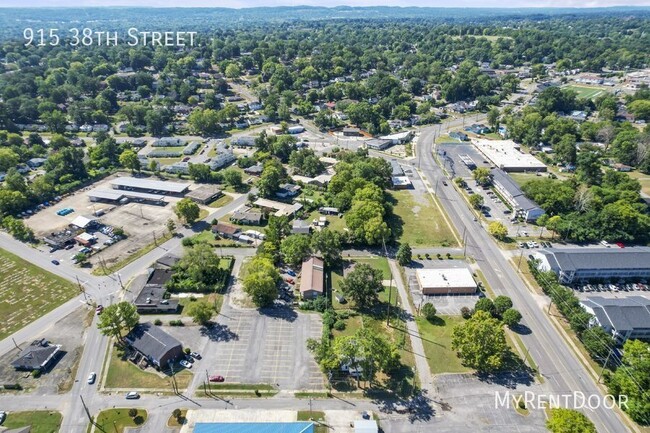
[416,267,478,295]
[473,138,547,172]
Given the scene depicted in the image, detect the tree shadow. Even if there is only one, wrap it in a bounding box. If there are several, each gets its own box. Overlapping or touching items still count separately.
[258,305,298,322]
[191,221,211,232]
[199,322,239,342]
[510,323,532,335]
[475,351,535,388]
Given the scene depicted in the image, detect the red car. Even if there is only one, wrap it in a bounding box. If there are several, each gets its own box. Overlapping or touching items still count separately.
[209,375,225,382]
[284,277,294,284]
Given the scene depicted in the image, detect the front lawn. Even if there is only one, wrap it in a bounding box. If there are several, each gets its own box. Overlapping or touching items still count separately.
[104,345,193,390]
[93,408,147,433]
[388,190,457,247]
[2,411,62,433]
[415,315,473,375]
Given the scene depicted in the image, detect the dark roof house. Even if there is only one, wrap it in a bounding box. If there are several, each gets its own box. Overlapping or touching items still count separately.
[124,323,183,368]
[11,339,61,371]
[580,296,650,343]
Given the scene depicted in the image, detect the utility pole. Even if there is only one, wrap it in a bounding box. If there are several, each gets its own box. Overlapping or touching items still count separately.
[153,231,158,246]
[309,398,313,420]
[76,276,89,304]
[11,338,21,351]
[462,226,467,257]
[598,349,614,383]
[205,369,211,395]
[117,273,124,290]
[517,249,525,272]
[382,236,394,327]
[79,395,92,424]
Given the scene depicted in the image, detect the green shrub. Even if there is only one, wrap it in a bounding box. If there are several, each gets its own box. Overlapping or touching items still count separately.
[333,320,346,331]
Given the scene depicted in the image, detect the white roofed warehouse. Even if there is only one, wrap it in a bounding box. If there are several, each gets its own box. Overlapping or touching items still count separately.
[416,268,478,295]
[110,176,190,196]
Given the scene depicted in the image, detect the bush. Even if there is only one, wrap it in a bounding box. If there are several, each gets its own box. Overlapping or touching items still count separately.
[169,320,184,326]
[128,408,138,418]
[422,303,437,321]
[154,319,162,326]
[333,320,346,331]
[184,347,191,354]
[460,306,473,319]
[172,409,182,419]
[189,295,197,302]
[32,370,41,378]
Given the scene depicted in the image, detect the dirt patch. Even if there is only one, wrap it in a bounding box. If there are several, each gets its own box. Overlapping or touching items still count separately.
[0,306,91,394]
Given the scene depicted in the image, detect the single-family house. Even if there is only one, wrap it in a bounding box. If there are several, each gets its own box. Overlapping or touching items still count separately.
[124,323,183,368]
[300,256,325,300]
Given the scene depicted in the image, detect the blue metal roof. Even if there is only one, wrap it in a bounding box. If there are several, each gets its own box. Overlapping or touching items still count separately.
[194,422,314,433]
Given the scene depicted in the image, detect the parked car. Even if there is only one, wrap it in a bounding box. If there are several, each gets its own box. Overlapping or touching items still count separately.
[0,411,5,425]
[125,391,140,399]
[286,270,296,277]
[189,352,202,359]
[185,355,195,363]
[87,372,96,384]
[96,305,104,315]
[209,375,225,382]
[180,360,192,369]
[51,259,60,265]
[65,244,74,250]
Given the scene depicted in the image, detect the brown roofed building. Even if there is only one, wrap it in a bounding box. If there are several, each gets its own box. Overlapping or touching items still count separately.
[300,256,325,300]
[212,222,240,239]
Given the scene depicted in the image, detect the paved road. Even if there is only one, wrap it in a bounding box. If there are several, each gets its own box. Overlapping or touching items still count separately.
[414,121,630,433]
[0,190,252,433]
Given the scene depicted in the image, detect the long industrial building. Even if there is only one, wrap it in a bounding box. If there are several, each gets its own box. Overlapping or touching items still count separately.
[88,189,166,205]
[110,177,190,195]
[533,247,650,284]
[473,138,547,172]
[490,168,545,222]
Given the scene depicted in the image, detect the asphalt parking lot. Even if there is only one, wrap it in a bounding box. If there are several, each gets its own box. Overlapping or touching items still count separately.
[198,305,324,390]
[429,373,547,433]
[437,143,491,179]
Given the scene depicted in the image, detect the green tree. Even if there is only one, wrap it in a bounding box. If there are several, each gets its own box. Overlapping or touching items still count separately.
[119,149,141,173]
[174,198,200,224]
[607,339,650,424]
[493,295,513,317]
[188,163,212,183]
[396,243,412,266]
[97,302,140,340]
[474,298,496,317]
[473,167,492,186]
[225,63,242,79]
[0,149,19,172]
[488,221,508,240]
[628,99,650,122]
[339,263,383,308]
[546,408,596,433]
[280,235,312,268]
[310,229,342,265]
[469,194,484,210]
[186,302,214,325]
[451,310,508,372]
[330,328,399,384]
[422,303,437,322]
[242,255,279,307]
[166,219,176,235]
[502,308,522,328]
[223,168,243,188]
[487,107,500,130]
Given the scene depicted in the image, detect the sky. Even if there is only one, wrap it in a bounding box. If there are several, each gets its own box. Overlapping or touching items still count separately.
[2,0,650,7]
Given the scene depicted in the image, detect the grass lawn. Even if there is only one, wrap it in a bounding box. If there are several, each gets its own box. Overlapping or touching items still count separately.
[415,315,473,375]
[94,408,148,433]
[153,157,182,166]
[0,248,78,340]
[298,411,327,433]
[104,345,193,390]
[328,257,417,397]
[330,257,390,310]
[179,294,224,316]
[508,172,543,188]
[2,411,62,433]
[208,195,234,208]
[304,210,347,232]
[388,190,457,247]
[563,85,609,100]
[627,170,650,196]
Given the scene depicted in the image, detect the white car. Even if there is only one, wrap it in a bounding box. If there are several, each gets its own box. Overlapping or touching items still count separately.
[87,372,96,384]
[179,359,192,369]
[125,391,140,399]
